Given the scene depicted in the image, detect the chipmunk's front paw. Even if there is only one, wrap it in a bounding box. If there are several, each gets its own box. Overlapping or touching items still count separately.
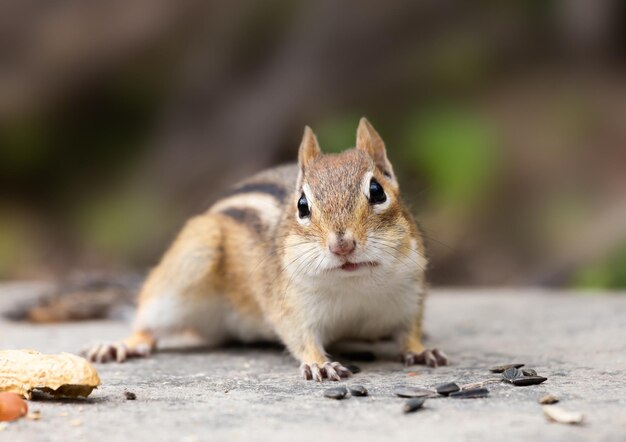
[83,341,152,363]
[300,362,352,381]
[401,348,448,368]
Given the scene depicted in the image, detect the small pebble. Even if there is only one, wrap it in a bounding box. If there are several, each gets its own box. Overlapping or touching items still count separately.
[436,382,460,396]
[521,368,537,377]
[393,386,435,398]
[324,386,348,400]
[449,388,489,399]
[539,394,559,405]
[348,385,368,397]
[26,410,41,420]
[489,363,524,373]
[124,391,137,400]
[511,376,547,386]
[403,397,426,413]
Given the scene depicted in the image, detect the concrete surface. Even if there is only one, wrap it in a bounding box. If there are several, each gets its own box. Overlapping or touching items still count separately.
[1,283,625,442]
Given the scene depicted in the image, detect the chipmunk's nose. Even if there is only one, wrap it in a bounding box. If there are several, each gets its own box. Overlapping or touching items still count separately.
[329,232,356,257]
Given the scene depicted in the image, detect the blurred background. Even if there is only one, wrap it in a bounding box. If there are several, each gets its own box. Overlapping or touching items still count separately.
[1,0,625,290]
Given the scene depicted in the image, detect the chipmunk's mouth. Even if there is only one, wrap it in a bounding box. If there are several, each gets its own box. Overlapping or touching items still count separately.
[339,261,379,272]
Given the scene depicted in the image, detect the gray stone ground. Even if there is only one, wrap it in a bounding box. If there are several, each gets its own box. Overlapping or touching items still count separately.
[0,283,625,442]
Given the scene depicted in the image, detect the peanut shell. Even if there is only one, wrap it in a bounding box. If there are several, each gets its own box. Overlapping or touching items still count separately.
[0,350,100,399]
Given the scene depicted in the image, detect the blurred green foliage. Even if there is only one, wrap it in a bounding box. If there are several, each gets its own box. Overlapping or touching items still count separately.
[0,210,40,279]
[0,65,162,195]
[405,109,497,214]
[73,189,174,264]
[315,114,364,154]
[574,247,626,290]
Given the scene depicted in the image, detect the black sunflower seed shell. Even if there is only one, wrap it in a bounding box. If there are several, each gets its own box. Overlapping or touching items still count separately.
[324,386,348,399]
[511,376,547,386]
[403,397,426,413]
[489,363,525,373]
[502,367,521,382]
[449,388,489,399]
[393,386,435,398]
[436,382,460,396]
[521,368,537,377]
[349,385,368,397]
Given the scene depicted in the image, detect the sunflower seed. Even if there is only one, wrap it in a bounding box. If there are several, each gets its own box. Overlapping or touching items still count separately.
[521,368,537,377]
[449,388,489,399]
[403,397,426,413]
[324,386,348,399]
[502,367,521,382]
[542,405,584,424]
[511,376,547,386]
[539,394,559,405]
[393,386,435,398]
[349,385,368,397]
[436,382,460,396]
[489,363,524,373]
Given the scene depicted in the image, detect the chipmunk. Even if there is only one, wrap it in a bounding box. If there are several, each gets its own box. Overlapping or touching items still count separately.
[85,118,447,380]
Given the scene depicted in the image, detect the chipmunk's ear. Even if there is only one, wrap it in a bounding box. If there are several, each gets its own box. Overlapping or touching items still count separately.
[356,117,395,182]
[298,126,321,170]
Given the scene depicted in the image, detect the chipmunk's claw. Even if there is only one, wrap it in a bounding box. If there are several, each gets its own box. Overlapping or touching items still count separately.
[323,362,352,381]
[300,362,352,381]
[401,348,448,368]
[83,342,152,363]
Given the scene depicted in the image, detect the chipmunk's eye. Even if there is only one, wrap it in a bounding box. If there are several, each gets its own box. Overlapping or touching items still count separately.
[297,193,310,218]
[369,178,387,205]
